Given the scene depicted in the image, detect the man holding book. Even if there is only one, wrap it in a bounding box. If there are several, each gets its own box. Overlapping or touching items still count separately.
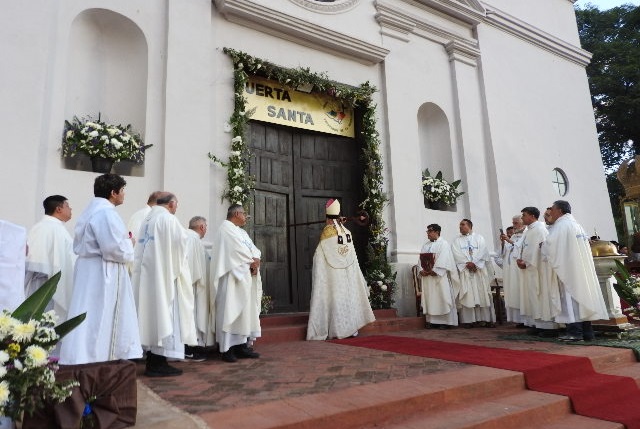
[419,224,460,329]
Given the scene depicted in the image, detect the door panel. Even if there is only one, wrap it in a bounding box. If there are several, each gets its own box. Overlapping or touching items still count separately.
[248,121,362,312]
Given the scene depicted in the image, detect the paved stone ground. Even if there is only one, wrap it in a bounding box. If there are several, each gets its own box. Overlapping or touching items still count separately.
[137,323,597,417]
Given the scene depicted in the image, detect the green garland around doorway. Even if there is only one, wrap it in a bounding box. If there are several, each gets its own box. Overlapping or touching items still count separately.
[210,48,396,309]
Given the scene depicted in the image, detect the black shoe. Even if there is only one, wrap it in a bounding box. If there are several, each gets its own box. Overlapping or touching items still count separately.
[537,329,560,338]
[233,344,260,359]
[184,353,206,362]
[144,363,183,377]
[558,335,583,342]
[221,350,238,363]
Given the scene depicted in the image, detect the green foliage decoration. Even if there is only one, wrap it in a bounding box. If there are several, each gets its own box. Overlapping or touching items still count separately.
[212,48,396,309]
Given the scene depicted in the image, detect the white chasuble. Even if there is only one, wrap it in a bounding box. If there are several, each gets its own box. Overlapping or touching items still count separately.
[307,223,375,340]
[211,220,262,352]
[186,229,214,346]
[451,233,492,309]
[542,214,608,321]
[133,206,196,352]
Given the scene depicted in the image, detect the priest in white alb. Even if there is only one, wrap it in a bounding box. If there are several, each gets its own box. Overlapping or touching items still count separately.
[499,217,525,324]
[418,224,459,328]
[451,219,495,326]
[127,191,161,240]
[516,206,561,335]
[59,174,142,365]
[307,199,375,340]
[184,215,214,359]
[25,195,76,323]
[542,200,608,341]
[211,204,262,363]
[132,192,196,377]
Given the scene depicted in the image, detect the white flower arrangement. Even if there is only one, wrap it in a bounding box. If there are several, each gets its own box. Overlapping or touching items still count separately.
[421,169,464,206]
[61,114,151,163]
[0,273,85,421]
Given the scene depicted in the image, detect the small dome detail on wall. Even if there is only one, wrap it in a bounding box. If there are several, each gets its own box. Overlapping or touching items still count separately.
[288,0,360,14]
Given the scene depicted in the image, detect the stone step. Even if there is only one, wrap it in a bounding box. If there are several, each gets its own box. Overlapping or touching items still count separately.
[365,390,622,429]
[200,341,639,429]
[259,310,425,344]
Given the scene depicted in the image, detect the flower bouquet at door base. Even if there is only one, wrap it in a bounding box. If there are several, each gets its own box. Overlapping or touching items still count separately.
[0,272,86,421]
[421,169,464,206]
[61,114,152,163]
[612,259,640,321]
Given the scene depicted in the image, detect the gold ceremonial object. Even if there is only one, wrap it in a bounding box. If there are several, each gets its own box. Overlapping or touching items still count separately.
[590,239,619,257]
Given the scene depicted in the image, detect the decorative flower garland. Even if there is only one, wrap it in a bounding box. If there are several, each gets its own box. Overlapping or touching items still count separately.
[210,48,396,309]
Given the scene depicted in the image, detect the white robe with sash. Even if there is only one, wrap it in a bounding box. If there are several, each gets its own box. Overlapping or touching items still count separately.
[59,198,142,364]
[25,215,76,321]
[211,220,262,352]
[451,232,494,323]
[133,206,196,358]
[307,223,375,340]
[419,237,460,326]
[542,214,608,322]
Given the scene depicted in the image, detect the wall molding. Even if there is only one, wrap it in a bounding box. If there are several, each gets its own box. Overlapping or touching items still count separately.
[483,5,592,67]
[214,0,388,64]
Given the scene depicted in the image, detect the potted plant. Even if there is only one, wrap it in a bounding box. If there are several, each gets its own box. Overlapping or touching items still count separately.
[61,114,151,173]
[0,273,85,426]
[421,169,464,210]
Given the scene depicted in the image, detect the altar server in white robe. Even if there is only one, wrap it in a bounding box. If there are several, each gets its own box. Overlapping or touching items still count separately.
[211,204,262,363]
[307,199,375,340]
[60,174,142,364]
[542,200,608,341]
[516,207,561,334]
[419,224,459,328]
[0,219,26,311]
[127,191,161,240]
[133,192,196,377]
[451,219,495,326]
[185,216,214,357]
[500,217,526,324]
[25,195,76,323]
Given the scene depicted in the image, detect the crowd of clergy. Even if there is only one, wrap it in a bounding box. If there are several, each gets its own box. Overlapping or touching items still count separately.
[418,201,609,341]
[1,172,611,382]
[6,174,263,378]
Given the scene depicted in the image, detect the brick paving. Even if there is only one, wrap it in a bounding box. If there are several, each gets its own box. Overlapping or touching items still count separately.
[137,324,591,417]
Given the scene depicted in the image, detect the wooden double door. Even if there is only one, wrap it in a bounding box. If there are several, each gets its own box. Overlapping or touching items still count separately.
[247,121,364,313]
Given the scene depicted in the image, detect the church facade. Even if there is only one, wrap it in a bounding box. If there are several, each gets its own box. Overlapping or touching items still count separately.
[1,0,614,315]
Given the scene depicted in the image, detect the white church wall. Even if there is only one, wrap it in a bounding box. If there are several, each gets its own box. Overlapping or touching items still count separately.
[482,0,581,47]
[477,14,615,239]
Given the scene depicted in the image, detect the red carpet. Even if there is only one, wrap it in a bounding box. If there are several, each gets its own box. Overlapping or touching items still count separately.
[333,335,640,429]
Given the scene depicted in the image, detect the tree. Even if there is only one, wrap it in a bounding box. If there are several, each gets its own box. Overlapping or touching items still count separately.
[576,4,640,240]
[576,4,640,171]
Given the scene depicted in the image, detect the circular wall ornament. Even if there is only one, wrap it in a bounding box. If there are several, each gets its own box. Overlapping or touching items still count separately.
[289,0,360,14]
[552,168,569,196]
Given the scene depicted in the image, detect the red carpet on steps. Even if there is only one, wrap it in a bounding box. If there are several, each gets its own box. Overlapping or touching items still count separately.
[333,335,640,429]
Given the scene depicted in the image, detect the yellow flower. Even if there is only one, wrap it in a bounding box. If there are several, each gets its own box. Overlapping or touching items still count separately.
[0,380,10,406]
[12,320,37,342]
[7,343,20,359]
[25,345,48,367]
[0,313,17,337]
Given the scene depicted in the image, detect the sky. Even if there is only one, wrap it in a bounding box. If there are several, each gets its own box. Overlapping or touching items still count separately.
[574,0,640,9]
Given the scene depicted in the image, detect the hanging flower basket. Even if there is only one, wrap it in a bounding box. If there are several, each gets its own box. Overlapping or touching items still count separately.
[61,114,152,170]
[421,169,464,209]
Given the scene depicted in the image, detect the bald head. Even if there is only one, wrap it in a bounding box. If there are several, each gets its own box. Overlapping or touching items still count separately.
[147,191,162,206]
